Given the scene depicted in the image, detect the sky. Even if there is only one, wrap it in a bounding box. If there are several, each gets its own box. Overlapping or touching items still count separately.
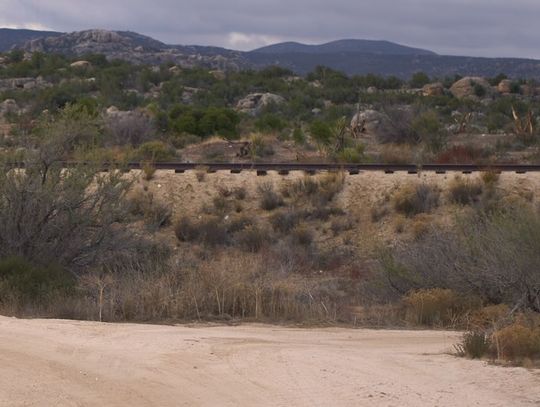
[0,0,539,58]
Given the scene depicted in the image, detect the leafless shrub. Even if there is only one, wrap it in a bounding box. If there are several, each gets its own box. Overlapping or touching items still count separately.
[448,176,483,205]
[393,183,440,217]
[129,190,172,229]
[233,186,247,200]
[233,225,272,253]
[380,206,540,313]
[258,182,283,211]
[270,209,301,233]
[174,217,199,242]
[105,111,155,146]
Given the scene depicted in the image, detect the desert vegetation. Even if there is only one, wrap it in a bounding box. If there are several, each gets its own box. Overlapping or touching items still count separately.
[0,49,540,368]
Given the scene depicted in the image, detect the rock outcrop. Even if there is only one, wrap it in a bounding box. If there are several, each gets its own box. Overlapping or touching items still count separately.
[422,82,445,97]
[236,93,285,115]
[0,77,51,91]
[450,77,493,99]
[497,79,512,94]
[70,60,91,69]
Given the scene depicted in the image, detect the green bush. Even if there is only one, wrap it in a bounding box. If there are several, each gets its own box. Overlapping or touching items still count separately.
[136,141,176,162]
[456,331,491,359]
[0,257,74,302]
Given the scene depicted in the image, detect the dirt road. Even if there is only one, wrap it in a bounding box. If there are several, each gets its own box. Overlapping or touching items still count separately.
[0,317,539,406]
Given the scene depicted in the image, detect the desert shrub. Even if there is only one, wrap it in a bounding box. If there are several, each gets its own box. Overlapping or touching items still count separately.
[283,172,345,206]
[337,146,365,163]
[412,110,447,152]
[195,165,208,182]
[381,207,540,313]
[481,170,500,186]
[174,217,199,242]
[470,304,510,329]
[371,204,390,223]
[0,158,143,272]
[141,161,156,181]
[380,144,414,164]
[318,171,345,204]
[233,186,247,200]
[493,323,540,360]
[448,176,483,205]
[270,210,301,233]
[227,215,254,234]
[258,182,283,211]
[105,111,155,146]
[394,184,440,217]
[283,176,320,199]
[129,191,172,229]
[411,214,432,240]
[330,218,354,235]
[455,331,491,359]
[291,226,314,247]
[435,145,482,164]
[212,195,230,215]
[306,207,345,221]
[196,217,229,247]
[403,288,467,326]
[249,134,275,158]
[234,225,271,253]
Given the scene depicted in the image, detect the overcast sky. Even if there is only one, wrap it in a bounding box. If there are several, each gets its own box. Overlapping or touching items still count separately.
[1,0,538,58]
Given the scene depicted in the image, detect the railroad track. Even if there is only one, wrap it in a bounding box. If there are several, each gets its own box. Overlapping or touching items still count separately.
[8,162,540,174]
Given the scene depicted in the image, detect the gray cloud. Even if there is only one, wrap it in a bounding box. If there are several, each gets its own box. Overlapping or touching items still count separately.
[1,0,539,58]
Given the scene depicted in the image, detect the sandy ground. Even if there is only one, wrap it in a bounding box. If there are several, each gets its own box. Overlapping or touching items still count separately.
[1,317,539,406]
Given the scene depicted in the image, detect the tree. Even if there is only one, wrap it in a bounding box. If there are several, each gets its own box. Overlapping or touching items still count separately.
[410,72,430,88]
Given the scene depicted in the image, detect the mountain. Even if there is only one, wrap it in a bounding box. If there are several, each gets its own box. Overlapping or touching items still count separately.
[3,28,540,79]
[0,28,62,52]
[19,29,246,70]
[244,52,540,79]
[252,39,436,56]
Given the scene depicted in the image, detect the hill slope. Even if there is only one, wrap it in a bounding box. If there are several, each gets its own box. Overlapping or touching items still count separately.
[0,28,62,52]
[252,39,436,56]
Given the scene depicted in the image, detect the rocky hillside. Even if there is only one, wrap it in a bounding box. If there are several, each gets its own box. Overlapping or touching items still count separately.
[19,29,246,70]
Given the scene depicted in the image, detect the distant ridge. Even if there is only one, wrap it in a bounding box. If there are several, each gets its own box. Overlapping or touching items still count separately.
[251,39,436,56]
[2,28,540,79]
[0,28,62,52]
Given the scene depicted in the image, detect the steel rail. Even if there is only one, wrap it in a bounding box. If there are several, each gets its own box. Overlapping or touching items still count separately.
[6,162,540,173]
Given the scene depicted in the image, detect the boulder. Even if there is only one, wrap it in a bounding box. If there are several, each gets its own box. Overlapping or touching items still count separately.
[0,99,20,117]
[366,86,378,94]
[450,77,493,99]
[497,79,512,94]
[210,70,226,80]
[236,93,285,115]
[422,82,445,97]
[70,60,91,69]
[350,110,392,137]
